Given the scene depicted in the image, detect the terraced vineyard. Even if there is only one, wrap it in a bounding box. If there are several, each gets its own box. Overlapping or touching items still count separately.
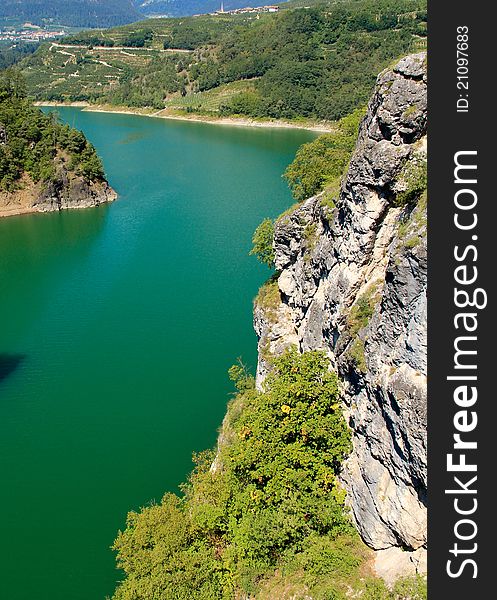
[24,42,188,102]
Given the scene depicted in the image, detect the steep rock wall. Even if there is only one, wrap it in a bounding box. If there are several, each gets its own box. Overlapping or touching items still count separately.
[254,53,427,579]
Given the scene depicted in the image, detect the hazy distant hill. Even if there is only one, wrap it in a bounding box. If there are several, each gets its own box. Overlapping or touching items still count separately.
[134,0,283,17]
[0,0,286,27]
[0,0,143,28]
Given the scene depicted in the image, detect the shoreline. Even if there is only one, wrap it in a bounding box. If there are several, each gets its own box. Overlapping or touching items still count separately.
[0,186,117,220]
[0,206,38,218]
[34,102,333,133]
[0,200,115,219]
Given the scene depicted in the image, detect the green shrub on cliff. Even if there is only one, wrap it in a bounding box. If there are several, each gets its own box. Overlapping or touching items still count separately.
[249,217,275,268]
[395,154,427,206]
[0,69,105,192]
[254,275,281,323]
[112,349,355,599]
[284,108,365,201]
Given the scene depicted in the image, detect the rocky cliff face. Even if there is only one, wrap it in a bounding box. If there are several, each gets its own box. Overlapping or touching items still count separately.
[0,155,116,218]
[254,53,427,580]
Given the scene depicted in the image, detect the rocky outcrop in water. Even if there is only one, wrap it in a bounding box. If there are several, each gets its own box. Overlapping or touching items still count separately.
[254,53,427,581]
[0,158,116,217]
[33,161,116,213]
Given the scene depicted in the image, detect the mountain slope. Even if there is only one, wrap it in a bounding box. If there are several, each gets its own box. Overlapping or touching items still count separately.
[21,0,427,123]
[0,0,142,28]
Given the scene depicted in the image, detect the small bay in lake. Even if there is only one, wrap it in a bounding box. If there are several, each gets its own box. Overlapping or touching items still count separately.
[0,108,316,599]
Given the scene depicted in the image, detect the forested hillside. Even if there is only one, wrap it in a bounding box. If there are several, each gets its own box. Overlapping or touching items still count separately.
[21,0,426,122]
[0,0,142,28]
[0,70,105,191]
[0,43,37,71]
[0,69,115,216]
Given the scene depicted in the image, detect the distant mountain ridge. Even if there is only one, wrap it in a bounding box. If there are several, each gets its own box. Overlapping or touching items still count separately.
[0,0,142,28]
[0,0,286,28]
[133,0,282,17]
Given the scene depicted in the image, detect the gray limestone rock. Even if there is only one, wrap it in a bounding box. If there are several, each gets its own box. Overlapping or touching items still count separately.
[253,53,427,575]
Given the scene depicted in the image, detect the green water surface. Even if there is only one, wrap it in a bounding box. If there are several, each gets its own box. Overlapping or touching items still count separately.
[0,109,315,600]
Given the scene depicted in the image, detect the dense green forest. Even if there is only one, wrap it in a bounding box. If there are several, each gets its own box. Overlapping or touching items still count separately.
[0,0,142,28]
[112,349,426,599]
[0,70,105,192]
[21,0,426,122]
[0,42,38,71]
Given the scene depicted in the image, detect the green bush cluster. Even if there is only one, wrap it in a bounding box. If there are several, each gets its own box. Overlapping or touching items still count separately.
[359,574,427,600]
[249,217,275,268]
[254,276,281,322]
[395,155,427,207]
[344,284,382,374]
[163,21,231,50]
[0,70,105,191]
[122,29,154,48]
[112,348,427,597]
[347,338,367,373]
[66,35,117,48]
[112,349,356,599]
[347,284,382,338]
[284,108,365,201]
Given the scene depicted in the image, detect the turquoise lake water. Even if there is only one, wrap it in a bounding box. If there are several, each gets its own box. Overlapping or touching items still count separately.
[0,109,315,599]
